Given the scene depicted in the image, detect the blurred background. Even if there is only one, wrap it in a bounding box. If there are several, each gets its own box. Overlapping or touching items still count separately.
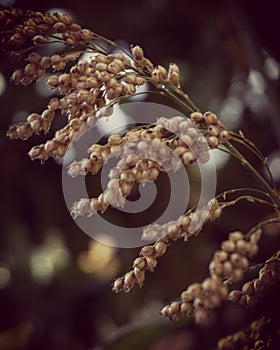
[0,0,280,349]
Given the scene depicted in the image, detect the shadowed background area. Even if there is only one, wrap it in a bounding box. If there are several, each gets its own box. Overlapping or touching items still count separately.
[0,0,280,349]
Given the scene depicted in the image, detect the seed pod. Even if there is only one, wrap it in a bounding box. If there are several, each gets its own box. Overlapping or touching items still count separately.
[204,112,218,125]
[221,240,235,253]
[70,118,83,130]
[40,56,51,68]
[160,305,171,317]
[29,146,42,159]
[33,35,47,45]
[124,271,136,291]
[132,45,144,61]
[24,63,37,76]
[133,257,146,270]
[44,140,56,153]
[95,62,108,71]
[108,134,121,145]
[60,13,73,25]
[182,151,195,165]
[169,301,180,315]
[208,136,219,148]
[229,231,243,242]
[30,119,41,132]
[154,241,167,257]
[9,32,25,46]
[11,69,24,84]
[123,74,137,84]
[112,277,125,293]
[188,283,202,297]
[80,29,93,40]
[53,21,66,33]
[144,256,156,271]
[27,52,41,64]
[140,245,154,257]
[190,112,204,123]
[42,109,55,120]
[219,130,230,142]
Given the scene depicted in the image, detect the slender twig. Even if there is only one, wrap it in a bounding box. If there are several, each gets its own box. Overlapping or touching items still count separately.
[224,141,280,207]
[230,133,276,189]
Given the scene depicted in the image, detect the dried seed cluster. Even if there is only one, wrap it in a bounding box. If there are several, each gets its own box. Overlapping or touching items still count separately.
[3,8,228,168]
[218,317,272,350]
[157,113,229,165]
[209,229,261,282]
[69,112,228,218]
[3,8,278,336]
[161,279,228,324]
[112,199,221,294]
[160,228,262,323]
[0,8,93,56]
[229,250,280,309]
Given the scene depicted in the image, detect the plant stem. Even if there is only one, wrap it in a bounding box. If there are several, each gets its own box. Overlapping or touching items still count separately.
[225,141,280,207]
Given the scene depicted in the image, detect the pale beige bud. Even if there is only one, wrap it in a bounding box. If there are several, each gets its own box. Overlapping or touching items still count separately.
[124,271,136,291]
[53,21,66,33]
[154,241,167,257]
[146,256,157,271]
[30,119,41,132]
[208,136,219,148]
[95,62,108,71]
[112,277,124,293]
[182,151,195,165]
[134,268,145,286]
[222,261,233,276]
[42,109,55,120]
[136,77,145,85]
[46,75,59,89]
[160,305,171,317]
[69,118,82,131]
[48,98,60,111]
[131,45,144,61]
[133,257,146,270]
[77,89,90,103]
[181,290,193,303]
[40,56,51,68]
[219,130,230,142]
[80,29,93,40]
[108,59,124,74]
[27,113,40,123]
[214,250,228,262]
[29,146,42,159]
[190,112,204,123]
[24,63,37,76]
[27,52,41,64]
[180,302,192,316]
[106,78,118,89]
[188,283,202,298]
[204,112,218,125]
[60,13,73,25]
[123,74,137,84]
[229,231,243,242]
[169,302,180,315]
[242,281,254,294]
[85,76,98,88]
[108,134,121,145]
[10,32,25,46]
[221,240,235,253]
[44,140,56,153]
[140,245,154,257]
[232,268,243,282]
[202,278,218,292]
[11,69,24,84]
[168,71,179,86]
